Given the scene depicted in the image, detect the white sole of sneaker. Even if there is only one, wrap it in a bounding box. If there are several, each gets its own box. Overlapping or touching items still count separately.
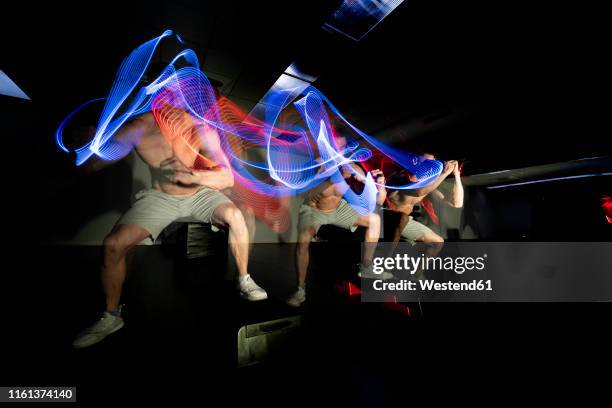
[73,320,125,349]
[240,292,268,301]
[358,273,394,280]
[108,320,125,335]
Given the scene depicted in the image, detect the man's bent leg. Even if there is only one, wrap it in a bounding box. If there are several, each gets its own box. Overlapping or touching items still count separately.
[400,218,444,277]
[213,202,250,276]
[296,228,316,288]
[353,213,394,279]
[287,204,321,307]
[238,205,256,255]
[286,227,316,307]
[212,202,267,301]
[354,212,381,267]
[73,223,151,349]
[73,188,181,348]
[325,200,384,277]
[102,224,151,312]
[416,231,444,258]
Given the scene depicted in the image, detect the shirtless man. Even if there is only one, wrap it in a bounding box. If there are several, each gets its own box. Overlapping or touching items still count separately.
[72,111,267,348]
[385,154,463,274]
[285,136,389,307]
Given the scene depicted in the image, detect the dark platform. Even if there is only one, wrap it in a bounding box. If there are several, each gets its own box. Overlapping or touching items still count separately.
[3,237,611,404]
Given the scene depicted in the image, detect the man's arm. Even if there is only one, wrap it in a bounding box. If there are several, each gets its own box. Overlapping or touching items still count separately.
[342,164,388,206]
[446,164,464,208]
[170,123,235,190]
[80,118,144,172]
[371,169,387,206]
[414,160,456,197]
[170,158,234,190]
[194,166,235,190]
[430,165,464,208]
[348,161,366,177]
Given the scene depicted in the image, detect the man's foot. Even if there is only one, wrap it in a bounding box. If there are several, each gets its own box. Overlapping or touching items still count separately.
[357,263,395,280]
[286,286,306,307]
[72,311,124,349]
[239,275,268,301]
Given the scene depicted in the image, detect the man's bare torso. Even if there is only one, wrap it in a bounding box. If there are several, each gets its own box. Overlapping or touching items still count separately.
[304,180,343,212]
[131,113,216,196]
[395,192,428,217]
[304,162,369,211]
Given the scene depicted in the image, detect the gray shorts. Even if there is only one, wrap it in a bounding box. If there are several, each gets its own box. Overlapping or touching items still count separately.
[401,216,435,243]
[297,199,360,234]
[117,187,232,242]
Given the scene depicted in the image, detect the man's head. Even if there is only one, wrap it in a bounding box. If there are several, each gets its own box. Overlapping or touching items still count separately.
[390,168,419,183]
[403,150,437,182]
[385,172,417,213]
[422,152,435,160]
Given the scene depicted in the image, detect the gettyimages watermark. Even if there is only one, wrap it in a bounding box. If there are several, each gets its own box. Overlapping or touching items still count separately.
[372,253,487,275]
[360,242,612,302]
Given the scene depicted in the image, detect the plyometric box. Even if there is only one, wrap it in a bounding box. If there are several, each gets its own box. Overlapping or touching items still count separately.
[237,315,303,368]
[161,221,228,259]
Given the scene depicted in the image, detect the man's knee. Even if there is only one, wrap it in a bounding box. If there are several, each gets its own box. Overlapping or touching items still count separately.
[368,213,380,229]
[221,204,248,231]
[103,224,148,258]
[297,229,315,248]
[420,232,444,244]
[103,232,130,259]
[357,212,380,229]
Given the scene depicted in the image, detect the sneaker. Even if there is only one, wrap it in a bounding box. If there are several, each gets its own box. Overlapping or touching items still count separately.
[357,263,395,280]
[72,311,124,349]
[239,275,268,301]
[286,287,306,307]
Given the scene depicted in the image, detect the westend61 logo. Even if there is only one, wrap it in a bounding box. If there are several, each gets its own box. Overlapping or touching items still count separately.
[372,253,488,275]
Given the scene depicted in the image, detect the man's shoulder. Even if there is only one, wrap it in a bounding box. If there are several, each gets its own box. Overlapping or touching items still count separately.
[401,188,421,198]
[132,112,155,126]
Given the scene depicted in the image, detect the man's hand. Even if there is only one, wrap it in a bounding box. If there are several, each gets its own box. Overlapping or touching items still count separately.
[414,160,457,197]
[169,171,200,185]
[341,163,366,182]
[449,161,464,207]
[371,169,385,187]
[444,160,457,176]
[160,156,192,174]
[453,161,461,178]
[371,169,387,205]
[160,156,199,185]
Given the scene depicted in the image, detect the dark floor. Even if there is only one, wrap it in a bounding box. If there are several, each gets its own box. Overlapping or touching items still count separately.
[3,239,611,404]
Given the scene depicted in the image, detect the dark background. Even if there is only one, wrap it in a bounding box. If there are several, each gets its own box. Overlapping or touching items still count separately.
[1,0,610,244]
[1,0,610,403]
[2,0,611,174]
